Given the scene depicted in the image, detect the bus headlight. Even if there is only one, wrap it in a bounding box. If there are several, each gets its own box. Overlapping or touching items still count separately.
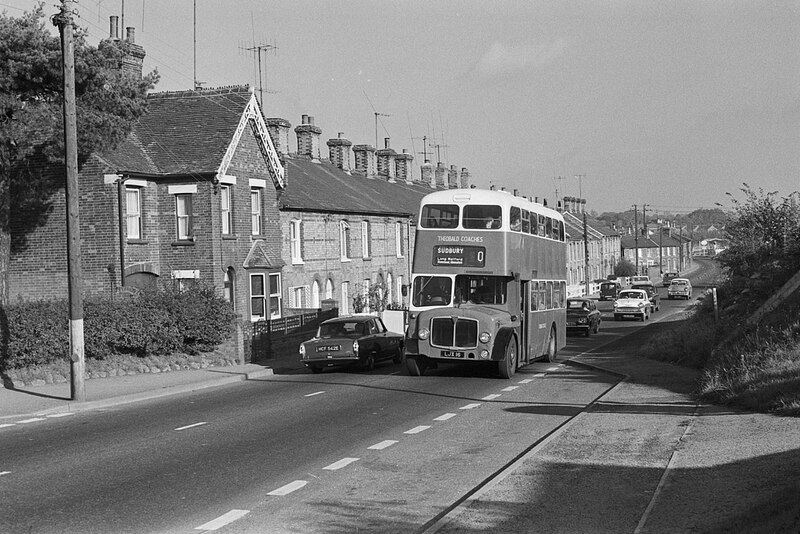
[479,331,491,344]
[418,328,430,340]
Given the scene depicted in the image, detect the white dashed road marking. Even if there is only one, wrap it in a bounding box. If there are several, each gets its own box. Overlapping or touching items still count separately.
[533,372,547,377]
[175,422,207,431]
[305,391,325,397]
[0,471,11,476]
[194,509,249,531]
[501,386,518,392]
[482,394,501,401]
[460,403,481,410]
[434,413,457,421]
[47,413,74,418]
[546,367,560,371]
[324,458,359,470]
[0,424,15,429]
[404,425,430,435]
[368,440,398,450]
[17,418,45,424]
[518,378,534,384]
[268,480,308,496]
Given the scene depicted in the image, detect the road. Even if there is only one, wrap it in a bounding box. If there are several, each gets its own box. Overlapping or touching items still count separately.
[0,276,708,533]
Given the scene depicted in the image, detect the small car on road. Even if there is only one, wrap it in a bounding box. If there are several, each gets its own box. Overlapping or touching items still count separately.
[667,278,693,300]
[567,298,602,336]
[599,280,621,301]
[631,282,660,312]
[613,289,651,321]
[662,271,679,287]
[299,315,404,373]
[631,275,651,285]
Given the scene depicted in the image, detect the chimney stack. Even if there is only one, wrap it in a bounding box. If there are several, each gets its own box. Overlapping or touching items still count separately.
[376,137,397,182]
[295,114,322,161]
[459,167,470,188]
[435,162,447,189]
[448,165,459,189]
[353,145,377,177]
[102,17,145,77]
[395,149,414,184]
[327,132,352,172]
[266,118,292,157]
[420,159,434,188]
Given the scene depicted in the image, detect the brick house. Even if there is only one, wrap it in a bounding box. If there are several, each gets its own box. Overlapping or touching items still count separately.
[560,197,621,289]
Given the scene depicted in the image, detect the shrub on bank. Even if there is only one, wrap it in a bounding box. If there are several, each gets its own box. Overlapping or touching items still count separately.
[1,283,235,371]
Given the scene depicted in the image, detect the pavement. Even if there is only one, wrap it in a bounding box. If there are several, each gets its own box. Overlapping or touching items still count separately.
[2,332,799,533]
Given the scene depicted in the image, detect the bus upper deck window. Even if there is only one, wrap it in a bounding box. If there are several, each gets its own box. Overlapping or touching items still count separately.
[545,217,553,238]
[510,207,522,232]
[521,209,530,233]
[421,204,459,229]
[538,215,546,237]
[463,205,502,229]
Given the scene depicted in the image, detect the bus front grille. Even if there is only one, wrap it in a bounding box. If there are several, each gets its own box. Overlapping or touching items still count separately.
[430,317,479,349]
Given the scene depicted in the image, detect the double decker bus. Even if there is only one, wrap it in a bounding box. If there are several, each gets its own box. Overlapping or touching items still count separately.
[404,188,567,378]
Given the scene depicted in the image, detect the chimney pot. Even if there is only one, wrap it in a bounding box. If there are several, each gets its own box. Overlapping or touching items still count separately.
[384,138,390,149]
[109,16,119,40]
[301,114,308,124]
[125,26,135,44]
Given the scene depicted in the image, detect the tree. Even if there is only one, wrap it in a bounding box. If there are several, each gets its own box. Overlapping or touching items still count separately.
[0,4,158,304]
[717,184,800,281]
[614,258,636,277]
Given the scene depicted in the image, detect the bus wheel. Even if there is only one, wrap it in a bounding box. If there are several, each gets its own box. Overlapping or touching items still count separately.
[498,338,517,379]
[406,355,426,376]
[544,326,558,362]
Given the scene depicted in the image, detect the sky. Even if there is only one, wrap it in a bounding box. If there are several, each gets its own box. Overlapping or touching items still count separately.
[3,0,799,214]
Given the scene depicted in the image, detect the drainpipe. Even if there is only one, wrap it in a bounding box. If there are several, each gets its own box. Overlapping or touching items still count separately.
[117,176,127,286]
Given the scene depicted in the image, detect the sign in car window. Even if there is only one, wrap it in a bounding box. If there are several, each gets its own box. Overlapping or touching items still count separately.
[433,245,486,267]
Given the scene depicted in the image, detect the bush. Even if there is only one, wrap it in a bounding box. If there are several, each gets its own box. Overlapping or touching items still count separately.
[1,283,235,370]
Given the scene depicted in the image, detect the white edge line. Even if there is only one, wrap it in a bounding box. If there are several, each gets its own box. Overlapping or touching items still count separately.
[268,480,308,496]
[17,418,45,424]
[0,471,11,476]
[324,457,359,470]
[46,413,74,418]
[194,509,249,531]
[0,424,16,428]
[404,425,431,435]
[434,413,457,421]
[305,391,325,397]
[368,440,398,450]
[175,422,208,431]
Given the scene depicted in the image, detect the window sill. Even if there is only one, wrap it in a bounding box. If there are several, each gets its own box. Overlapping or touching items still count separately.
[340,258,351,263]
[172,240,196,246]
[127,239,148,245]
[362,257,372,262]
[222,235,238,241]
[292,258,305,265]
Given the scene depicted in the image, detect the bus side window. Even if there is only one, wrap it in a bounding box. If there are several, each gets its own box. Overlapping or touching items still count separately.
[530,282,539,311]
[545,218,553,239]
[538,215,546,237]
[521,209,530,233]
[510,207,522,232]
[545,281,553,309]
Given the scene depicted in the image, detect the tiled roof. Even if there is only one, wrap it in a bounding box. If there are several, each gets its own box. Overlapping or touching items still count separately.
[104,86,252,176]
[280,158,434,219]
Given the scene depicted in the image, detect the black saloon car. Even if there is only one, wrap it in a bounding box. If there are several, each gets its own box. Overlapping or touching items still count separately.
[566,298,602,337]
[299,315,404,373]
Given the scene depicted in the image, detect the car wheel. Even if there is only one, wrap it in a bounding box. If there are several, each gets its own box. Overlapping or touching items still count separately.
[405,355,426,376]
[544,326,558,363]
[392,346,404,364]
[498,337,517,379]
[363,352,376,371]
[614,314,620,321]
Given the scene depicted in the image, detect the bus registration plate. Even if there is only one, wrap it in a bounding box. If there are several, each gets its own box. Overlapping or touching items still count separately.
[441,350,465,358]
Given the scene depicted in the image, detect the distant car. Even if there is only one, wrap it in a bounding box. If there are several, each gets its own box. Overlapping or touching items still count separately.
[613,289,651,321]
[662,271,679,287]
[567,298,602,336]
[667,278,693,300]
[631,275,651,285]
[599,281,621,301]
[631,283,660,312]
[299,315,404,373]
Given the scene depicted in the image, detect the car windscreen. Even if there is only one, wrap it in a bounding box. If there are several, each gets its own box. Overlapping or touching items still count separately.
[619,291,643,299]
[319,322,364,338]
[567,301,587,309]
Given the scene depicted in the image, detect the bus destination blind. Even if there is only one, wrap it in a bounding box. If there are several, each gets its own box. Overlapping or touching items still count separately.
[433,245,486,267]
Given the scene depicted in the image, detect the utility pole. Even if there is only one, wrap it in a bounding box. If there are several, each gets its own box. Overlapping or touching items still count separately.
[632,204,639,273]
[641,203,649,275]
[658,218,663,275]
[55,0,85,402]
[576,174,589,295]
